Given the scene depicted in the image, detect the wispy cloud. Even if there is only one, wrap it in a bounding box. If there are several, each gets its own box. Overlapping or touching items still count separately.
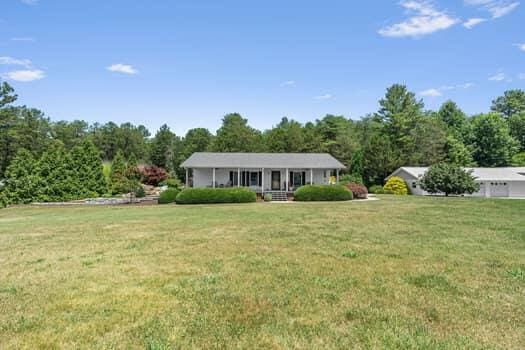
[420,88,442,97]
[107,63,138,75]
[488,71,506,81]
[465,0,520,19]
[4,69,45,82]
[463,17,487,29]
[314,94,333,100]
[280,80,296,87]
[514,43,525,51]
[0,56,32,68]
[419,82,474,97]
[378,1,459,38]
[20,0,38,5]
[11,37,36,42]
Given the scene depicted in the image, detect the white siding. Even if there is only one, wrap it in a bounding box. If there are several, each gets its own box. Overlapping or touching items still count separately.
[510,181,525,197]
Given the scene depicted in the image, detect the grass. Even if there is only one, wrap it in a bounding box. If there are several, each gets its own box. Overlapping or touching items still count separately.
[0,196,524,349]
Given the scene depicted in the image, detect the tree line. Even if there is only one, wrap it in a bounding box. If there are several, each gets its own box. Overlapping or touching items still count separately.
[1,80,524,191]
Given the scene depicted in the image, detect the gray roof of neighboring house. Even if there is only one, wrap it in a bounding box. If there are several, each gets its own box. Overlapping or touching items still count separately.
[389,167,525,181]
[181,152,346,169]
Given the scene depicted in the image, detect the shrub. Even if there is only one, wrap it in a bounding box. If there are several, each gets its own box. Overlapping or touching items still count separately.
[369,185,385,194]
[383,176,408,195]
[175,188,256,205]
[294,185,352,202]
[142,166,168,186]
[345,182,368,199]
[160,177,182,189]
[134,186,146,198]
[158,188,179,204]
[420,163,479,196]
[264,193,272,202]
[339,174,364,185]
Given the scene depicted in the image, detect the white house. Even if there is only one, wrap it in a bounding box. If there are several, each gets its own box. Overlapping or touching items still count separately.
[388,167,525,198]
[181,153,345,198]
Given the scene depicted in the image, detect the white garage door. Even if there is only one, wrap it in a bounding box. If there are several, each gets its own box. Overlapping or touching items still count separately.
[490,182,509,197]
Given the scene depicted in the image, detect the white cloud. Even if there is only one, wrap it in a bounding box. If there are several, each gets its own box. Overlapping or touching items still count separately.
[281,80,296,87]
[314,94,333,100]
[420,88,442,97]
[489,72,506,81]
[107,63,138,75]
[0,56,32,68]
[463,18,487,28]
[20,0,38,4]
[378,1,459,38]
[419,82,474,97]
[518,73,525,80]
[4,69,45,82]
[514,43,525,51]
[11,37,36,42]
[465,0,520,19]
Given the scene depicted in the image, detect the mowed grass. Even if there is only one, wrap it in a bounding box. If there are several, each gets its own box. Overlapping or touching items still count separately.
[0,196,524,349]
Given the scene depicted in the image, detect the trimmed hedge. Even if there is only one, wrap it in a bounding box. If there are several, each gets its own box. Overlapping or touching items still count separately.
[158,188,180,204]
[294,185,353,201]
[175,188,256,204]
[346,182,368,199]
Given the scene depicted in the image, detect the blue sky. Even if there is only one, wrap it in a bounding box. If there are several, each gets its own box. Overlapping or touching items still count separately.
[1,0,524,135]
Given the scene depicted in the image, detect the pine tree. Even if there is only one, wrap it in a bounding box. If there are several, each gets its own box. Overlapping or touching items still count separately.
[71,139,107,198]
[1,149,41,204]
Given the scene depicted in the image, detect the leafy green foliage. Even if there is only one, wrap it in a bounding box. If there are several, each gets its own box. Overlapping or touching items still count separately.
[158,188,180,204]
[175,188,257,204]
[263,193,272,202]
[149,124,176,171]
[160,177,183,189]
[420,163,480,196]
[134,186,146,198]
[368,185,385,194]
[212,113,264,152]
[508,112,525,151]
[339,174,364,185]
[471,113,518,166]
[511,152,525,166]
[383,176,408,195]
[491,89,525,118]
[294,185,353,201]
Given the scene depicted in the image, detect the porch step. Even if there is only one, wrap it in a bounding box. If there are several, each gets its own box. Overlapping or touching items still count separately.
[267,191,288,201]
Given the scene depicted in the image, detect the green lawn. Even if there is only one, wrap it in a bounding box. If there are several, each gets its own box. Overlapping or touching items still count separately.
[1,196,524,349]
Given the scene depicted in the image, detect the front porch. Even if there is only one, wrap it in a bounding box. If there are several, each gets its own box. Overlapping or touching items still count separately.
[186,167,340,194]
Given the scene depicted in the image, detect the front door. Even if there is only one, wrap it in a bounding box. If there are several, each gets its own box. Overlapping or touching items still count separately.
[271,171,281,190]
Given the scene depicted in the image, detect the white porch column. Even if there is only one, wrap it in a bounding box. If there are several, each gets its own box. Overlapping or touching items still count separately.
[237,168,240,187]
[285,168,289,192]
[262,168,265,195]
[185,168,189,188]
[336,169,339,183]
[213,168,216,188]
[485,182,491,198]
[310,168,313,185]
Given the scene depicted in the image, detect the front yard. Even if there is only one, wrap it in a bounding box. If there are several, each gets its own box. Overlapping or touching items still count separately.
[1,196,524,349]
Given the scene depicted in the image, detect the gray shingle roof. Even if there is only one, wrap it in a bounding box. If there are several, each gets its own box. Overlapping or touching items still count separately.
[181,152,346,169]
[390,167,525,181]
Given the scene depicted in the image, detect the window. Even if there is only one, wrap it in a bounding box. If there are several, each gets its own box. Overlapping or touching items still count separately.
[250,172,258,186]
[412,182,417,189]
[229,171,239,186]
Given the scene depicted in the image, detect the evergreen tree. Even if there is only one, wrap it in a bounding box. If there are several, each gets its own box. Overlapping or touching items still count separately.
[149,124,175,171]
[110,150,128,194]
[1,149,41,204]
[213,113,264,152]
[71,140,107,197]
[37,142,78,202]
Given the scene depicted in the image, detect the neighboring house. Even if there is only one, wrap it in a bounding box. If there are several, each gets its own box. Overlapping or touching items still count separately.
[388,167,525,198]
[181,152,345,195]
